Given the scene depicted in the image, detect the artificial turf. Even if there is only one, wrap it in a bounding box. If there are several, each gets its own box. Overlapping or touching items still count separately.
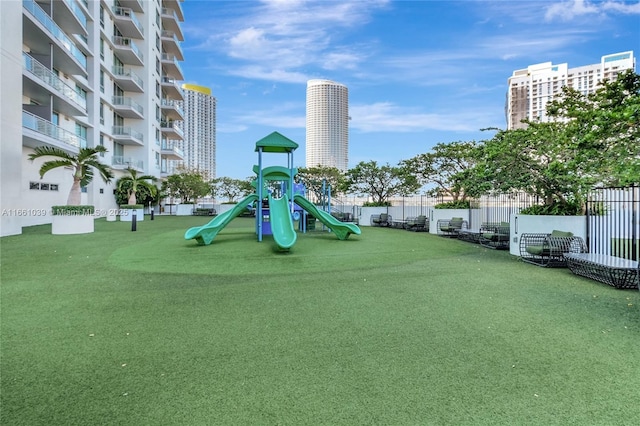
[1,216,639,425]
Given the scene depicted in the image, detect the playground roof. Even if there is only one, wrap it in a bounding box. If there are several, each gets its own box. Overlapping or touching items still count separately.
[254,131,299,153]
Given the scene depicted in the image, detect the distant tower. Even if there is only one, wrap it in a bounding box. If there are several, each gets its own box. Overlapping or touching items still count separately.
[506,51,635,130]
[180,84,216,178]
[305,79,349,171]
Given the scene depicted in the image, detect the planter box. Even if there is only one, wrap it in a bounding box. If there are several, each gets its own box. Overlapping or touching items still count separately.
[359,207,389,227]
[52,215,94,235]
[510,214,586,256]
[120,208,144,222]
[429,208,470,235]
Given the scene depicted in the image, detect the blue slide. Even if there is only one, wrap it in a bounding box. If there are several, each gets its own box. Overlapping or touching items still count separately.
[184,194,258,245]
[293,195,361,240]
[268,193,297,250]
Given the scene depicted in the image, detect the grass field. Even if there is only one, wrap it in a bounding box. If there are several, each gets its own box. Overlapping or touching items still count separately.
[1,216,639,425]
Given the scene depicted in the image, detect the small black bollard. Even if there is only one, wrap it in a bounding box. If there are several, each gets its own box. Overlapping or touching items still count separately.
[150,208,154,220]
[131,209,137,232]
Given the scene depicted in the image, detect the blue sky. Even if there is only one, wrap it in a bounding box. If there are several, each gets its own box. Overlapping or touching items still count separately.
[179,0,640,179]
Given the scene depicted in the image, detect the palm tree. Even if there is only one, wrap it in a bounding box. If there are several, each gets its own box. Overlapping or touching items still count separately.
[117,167,157,205]
[28,146,113,206]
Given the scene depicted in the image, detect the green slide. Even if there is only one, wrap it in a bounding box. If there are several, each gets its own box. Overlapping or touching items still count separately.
[184,194,258,245]
[268,193,297,250]
[293,195,361,240]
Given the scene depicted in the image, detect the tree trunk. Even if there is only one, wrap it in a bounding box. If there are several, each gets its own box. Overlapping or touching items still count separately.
[67,180,82,205]
[128,192,137,205]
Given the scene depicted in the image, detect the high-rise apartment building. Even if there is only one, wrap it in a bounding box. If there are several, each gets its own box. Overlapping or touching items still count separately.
[305,79,349,172]
[506,51,635,130]
[177,83,216,179]
[1,0,185,236]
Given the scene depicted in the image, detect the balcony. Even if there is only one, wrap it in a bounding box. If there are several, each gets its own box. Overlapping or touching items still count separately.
[22,110,85,153]
[23,0,87,76]
[54,0,88,36]
[118,0,144,13]
[112,36,144,66]
[162,0,184,21]
[23,53,87,117]
[112,156,144,171]
[112,126,144,146]
[160,120,184,140]
[161,30,183,60]
[112,6,144,39]
[161,140,185,160]
[161,98,184,121]
[112,96,144,119]
[161,77,184,100]
[161,53,184,80]
[112,66,143,92]
[161,7,184,41]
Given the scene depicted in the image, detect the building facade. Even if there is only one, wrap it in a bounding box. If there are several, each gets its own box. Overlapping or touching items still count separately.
[174,83,216,179]
[1,0,185,236]
[305,79,349,172]
[506,51,636,130]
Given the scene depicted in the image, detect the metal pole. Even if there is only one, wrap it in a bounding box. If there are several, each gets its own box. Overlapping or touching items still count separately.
[131,209,137,231]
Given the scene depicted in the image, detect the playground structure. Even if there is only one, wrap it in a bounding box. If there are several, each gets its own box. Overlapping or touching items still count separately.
[184,132,361,250]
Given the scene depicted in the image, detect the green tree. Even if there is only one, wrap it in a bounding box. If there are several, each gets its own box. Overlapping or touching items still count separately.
[116,167,157,205]
[400,141,480,201]
[212,177,254,202]
[28,145,113,206]
[546,69,640,185]
[343,161,419,205]
[296,165,345,201]
[162,168,210,203]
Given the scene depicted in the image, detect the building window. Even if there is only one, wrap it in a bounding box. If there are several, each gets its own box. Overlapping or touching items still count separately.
[99,103,104,124]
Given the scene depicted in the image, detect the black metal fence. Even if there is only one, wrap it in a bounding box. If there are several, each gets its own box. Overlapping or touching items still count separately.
[469,192,540,229]
[586,186,639,261]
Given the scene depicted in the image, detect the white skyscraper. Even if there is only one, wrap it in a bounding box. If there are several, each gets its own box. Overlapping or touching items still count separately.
[305,79,349,172]
[179,84,216,179]
[506,51,635,130]
[0,0,185,236]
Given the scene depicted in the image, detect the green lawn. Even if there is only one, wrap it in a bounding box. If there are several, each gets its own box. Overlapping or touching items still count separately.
[1,216,639,425]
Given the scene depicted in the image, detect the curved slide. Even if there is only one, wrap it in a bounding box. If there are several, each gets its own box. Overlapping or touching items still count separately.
[268,193,297,250]
[184,194,258,245]
[293,195,361,240]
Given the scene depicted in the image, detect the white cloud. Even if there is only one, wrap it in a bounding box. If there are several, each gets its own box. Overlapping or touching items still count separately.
[544,0,640,21]
[349,102,497,133]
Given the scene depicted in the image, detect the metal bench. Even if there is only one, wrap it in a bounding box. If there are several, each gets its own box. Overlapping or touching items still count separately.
[371,213,391,227]
[519,230,587,267]
[565,253,639,290]
[405,215,428,232]
[479,222,510,250]
[437,217,467,237]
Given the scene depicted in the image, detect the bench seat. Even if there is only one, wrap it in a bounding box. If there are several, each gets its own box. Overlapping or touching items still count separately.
[565,253,639,290]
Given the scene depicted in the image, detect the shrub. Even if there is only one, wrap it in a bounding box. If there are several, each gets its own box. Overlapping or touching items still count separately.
[119,204,144,209]
[434,200,470,209]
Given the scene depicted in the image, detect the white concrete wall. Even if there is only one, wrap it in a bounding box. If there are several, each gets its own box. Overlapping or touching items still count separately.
[1,2,24,236]
[509,214,587,256]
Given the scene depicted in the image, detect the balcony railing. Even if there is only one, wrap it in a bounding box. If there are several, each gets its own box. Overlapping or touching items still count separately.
[112,36,144,61]
[112,96,144,115]
[161,98,184,116]
[23,0,87,69]
[23,110,86,148]
[113,6,144,36]
[112,126,144,142]
[61,0,87,28]
[112,65,144,89]
[23,53,87,111]
[161,140,184,157]
[112,156,144,170]
[161,53,183,74]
